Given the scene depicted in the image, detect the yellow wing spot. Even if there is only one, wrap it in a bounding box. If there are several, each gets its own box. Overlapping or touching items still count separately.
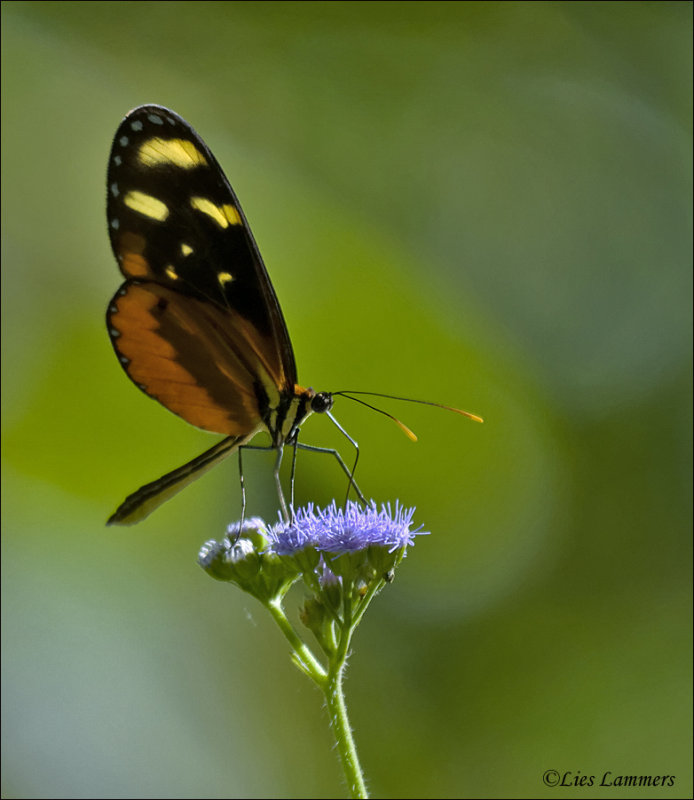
[190,197,242,228]
[137,137,208,169]
[124,191,169,221]
[165,265,179,280]
[218,271,234,286]
[222,204,242,226]
[180,243,193,257]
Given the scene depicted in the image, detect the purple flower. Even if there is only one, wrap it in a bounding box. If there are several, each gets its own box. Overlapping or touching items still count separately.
[267,501,427,556]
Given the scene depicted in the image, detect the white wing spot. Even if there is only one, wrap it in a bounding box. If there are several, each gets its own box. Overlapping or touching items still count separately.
[110,183,119,197]
[119,135,129,147]
[110,218,120,229]
[148,113,164,125]
[130,120,143,132]
[113,155,122,166]
[110,328,120,337]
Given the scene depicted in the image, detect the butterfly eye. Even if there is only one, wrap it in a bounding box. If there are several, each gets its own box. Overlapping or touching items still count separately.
[311,392,334,414]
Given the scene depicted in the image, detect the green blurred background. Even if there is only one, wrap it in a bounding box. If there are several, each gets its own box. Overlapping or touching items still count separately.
[2,2,691,798]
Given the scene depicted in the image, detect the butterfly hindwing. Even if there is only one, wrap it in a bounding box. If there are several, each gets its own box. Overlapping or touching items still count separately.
[107,280,268,435]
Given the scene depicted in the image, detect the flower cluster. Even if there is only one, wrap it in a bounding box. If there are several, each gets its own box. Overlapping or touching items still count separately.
[198,501,426,620]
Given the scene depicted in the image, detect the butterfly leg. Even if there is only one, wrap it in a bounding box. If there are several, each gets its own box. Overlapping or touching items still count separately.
[273,444,290,521]
[289,438,299,516]
[237,447,247,531]
[323,411,366,506]
[236,443,291,521]
[295,442,367,507]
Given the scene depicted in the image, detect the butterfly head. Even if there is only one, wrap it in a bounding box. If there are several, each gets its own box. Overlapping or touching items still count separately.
[310,391,334,414]
[281,387,334,447]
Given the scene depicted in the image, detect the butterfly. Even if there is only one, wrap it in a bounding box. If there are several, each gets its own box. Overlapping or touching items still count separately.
[105,104,365,525]
[106,105,482,526]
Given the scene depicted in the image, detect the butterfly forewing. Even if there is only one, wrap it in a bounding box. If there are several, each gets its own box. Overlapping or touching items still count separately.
[106,104,297,431]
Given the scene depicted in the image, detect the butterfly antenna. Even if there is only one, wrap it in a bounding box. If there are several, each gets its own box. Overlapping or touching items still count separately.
[334,393,419,441]
[334,390,484,433]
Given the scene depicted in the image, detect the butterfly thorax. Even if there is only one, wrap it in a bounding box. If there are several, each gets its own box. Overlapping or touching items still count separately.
[264,386,333,447]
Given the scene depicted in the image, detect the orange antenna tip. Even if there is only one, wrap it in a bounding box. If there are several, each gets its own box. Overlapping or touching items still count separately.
[435,403,483,423]
[453,408,484,423]
[395,419,418,442]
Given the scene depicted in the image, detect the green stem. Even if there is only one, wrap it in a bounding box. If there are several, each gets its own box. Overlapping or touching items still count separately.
[352,577,385,628]
[324,662,368,799]
[267,595,367,795]
[265,597,326,682]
